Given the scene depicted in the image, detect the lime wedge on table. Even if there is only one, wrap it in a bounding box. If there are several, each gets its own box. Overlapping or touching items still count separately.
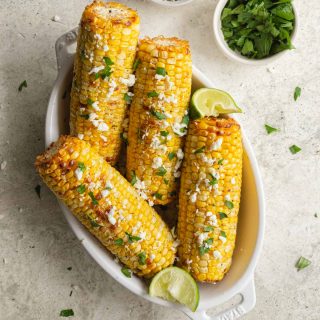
[149,267,199,312]
[190,88,242,119]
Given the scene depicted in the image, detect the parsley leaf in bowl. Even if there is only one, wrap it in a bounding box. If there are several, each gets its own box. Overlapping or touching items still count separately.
[221,0,295,59]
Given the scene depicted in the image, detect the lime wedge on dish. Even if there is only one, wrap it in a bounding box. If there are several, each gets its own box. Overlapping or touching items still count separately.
[190,88,242,119]
[149,267,199,312]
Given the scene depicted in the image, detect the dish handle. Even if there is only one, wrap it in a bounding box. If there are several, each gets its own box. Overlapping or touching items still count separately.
[184,278,256,320]
[55,27,79,70]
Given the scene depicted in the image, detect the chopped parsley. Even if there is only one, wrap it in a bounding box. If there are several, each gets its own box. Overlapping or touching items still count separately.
[156,166,167,176]
[160,130,169,137]
[18,80,27,91]
[124,93,132,103]
[147,91,159,98]
[225,200,234,209]
[90,218,101,228]
[289,145,301,154]
[219,212,228,219]
[164,178,169,185]
[199,238,213,256]
[209,173,218,185]
[120,132,128,145]
[168,152,176,160]
[150,109,166,120]
[194,146,205,154]
[126,232,141,243]
[138,252,146,265]
[78,162,86,172]
[295,256,311,271]
[59,309,74,317]
[87,98,94,105]
[181,115,189,126]
[294,86,301,101]
[114,238,124,246]
[76,185,86,194]
[169,191,177,197]
[121,266,132,278]
[153,192,163,200]
[103,56,114,66]
[218,159,224,165]
[133,58,141,71]
[265,124,279,134]
[35,184,41,198]
[80,114,89,120]
[220,230,227,238]
[204,226,214,232]
[130,171,137,186]
[156,67,166,76]
[88,192,98,205]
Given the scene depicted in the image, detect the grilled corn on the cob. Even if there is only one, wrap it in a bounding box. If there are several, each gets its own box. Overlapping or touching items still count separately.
[35,136,176,278]
[70,1,140,165]
[177,117,243,282]
[126,36,192,205]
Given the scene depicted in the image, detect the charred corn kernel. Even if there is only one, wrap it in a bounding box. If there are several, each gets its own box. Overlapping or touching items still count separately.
[70,1,140,165]
[35,136,176,278]
[177,117,243,282]
[126,36,192,205]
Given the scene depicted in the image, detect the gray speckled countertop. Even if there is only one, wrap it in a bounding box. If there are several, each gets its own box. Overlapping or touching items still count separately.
[0,0,319,319]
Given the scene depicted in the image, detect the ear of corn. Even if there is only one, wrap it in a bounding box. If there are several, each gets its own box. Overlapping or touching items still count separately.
[177,117,243,282]
[70,1,140,165]
[126,36,192,206]
[35,136,176,278]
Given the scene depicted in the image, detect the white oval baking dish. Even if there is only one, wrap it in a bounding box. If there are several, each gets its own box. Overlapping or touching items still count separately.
[45,29,265,320]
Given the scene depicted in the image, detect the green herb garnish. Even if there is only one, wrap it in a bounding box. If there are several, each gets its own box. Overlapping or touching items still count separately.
[153,192,163,200]
[60,309,74,317]
[220,231,227,238]
[18,80,27,91]
[88,192,98,205]
[289,145,301,154]
[77,185,86,194]
[80,114,89,120]
[219,212,228,219]
[294,86,301,101]
[103,56,114,65]
[265,124,279,134]
[138,252,146,265]
[126,232,141,243]
[124,93,132,103]
[130,171,137,186]
[121,266,132,278]
[164,178,169,185]
[218,159,224,165]
[221,0,295,59]
[295,256,311,271]
[157,166,167,176]
[194,146,205,154]
[90,218,102,228]
[225,200,234,209]
[168,152,176,160]
[160,131,169,137]
[114,238,124,246]
[204,226,214,232]
[147,91,159,98]
[199,238,213,256]
[181,115,190,126]
[156,67,166,76]
[209,173,218,186]
[78,162,86,172]
[133,58,141,71]
[150,109,166,120]
[87,98,94,105]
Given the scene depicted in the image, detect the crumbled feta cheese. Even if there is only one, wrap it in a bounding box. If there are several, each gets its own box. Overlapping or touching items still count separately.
[91,101,100,111]
[101,190,110,198]
[210,137,223,151]
[78,133,84,140]
[150,136,161,149]
[225,194,231,201]
[51,15,61,22]
[174,171,181,178]
[231,177,236,185]
[155,74,165,81]
[107,80,117,97]
[148,200,154,207]
[197,232,208,244]
[219,236,227,243]
[173,239,180,248]
[122,199,128,207]
[172,121,187,137]
[103,44,109,51]
[74,168,83,180]
[89,65,105,75]
[97,122,109,132]
[176,149,184,160]
[213,250,222,260]
[159,93,177,104]
[105,182,113,189]
[209,214,218,226]
[107,207,116,225]
[94,34,102,41]
[152,157,163,169]
[186,259,193,265]
[190,193,197,203]
[89,113,98,121]
[139,231,146,240]
[100,135,107,142]
[120,74,135,87]
[80,107,85,113]
[200,154,215,165]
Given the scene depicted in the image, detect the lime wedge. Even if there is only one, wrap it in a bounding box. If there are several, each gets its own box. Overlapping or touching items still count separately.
[149,267,199,312]
[190,88,242,119]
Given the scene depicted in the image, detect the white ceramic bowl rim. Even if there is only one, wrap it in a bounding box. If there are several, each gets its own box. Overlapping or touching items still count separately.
[150,0,194,7]
[45,29,265,320]
[213,0,298,65]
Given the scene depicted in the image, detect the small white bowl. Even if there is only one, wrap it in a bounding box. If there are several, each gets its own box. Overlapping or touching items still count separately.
[150,0,193,7]
[213,0,298,65]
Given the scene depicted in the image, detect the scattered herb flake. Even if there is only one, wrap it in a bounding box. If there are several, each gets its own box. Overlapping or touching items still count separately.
[130,171,137,186]
[59,309,74,317]
[225,200,234,209]
[204,226,214,232]
[194,146,205,154]
[76,185,86,194]
[138,252,146,265]
[220,230,227,238]
[295,256,311,271]
[199,238,214,256]
[294,87,301,101]
[156,166,167,176]
[126,232,141,243]
[87,98,94,105]
[164,178,169,185]
[124,93,132,103]
[156,67,166,76]
[114,238,124,246]
[150,109,166,120]
[78,162,86,172]
[90,218,101,228]
[209,173,218,186]
[160,130,169,137]
[18,80,27,92]
[265,124,279,134]
[289,145,301,154]
[219,212,228,219]
[103,56,114,65]
[133,58,141,71]
[169,191,177,197]
[181,115,190,126]
[218,159,224,165]
[121,266,132,278]
[88,192,98,205]
[80,114,89,120]
[168,152,176,161]
[153,192,163,200]
[35,184,41,198]
[147,91,159,98]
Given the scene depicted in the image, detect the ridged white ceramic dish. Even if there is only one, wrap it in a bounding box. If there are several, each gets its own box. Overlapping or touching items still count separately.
[45,29,265,320]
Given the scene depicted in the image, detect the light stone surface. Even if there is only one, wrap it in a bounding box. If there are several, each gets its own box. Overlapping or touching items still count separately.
[0,0,319,319]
